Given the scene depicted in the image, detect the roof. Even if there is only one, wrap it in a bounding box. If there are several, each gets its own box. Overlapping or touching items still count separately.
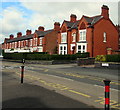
[6,34,34,43]
[64,20,80,30]
[5,29,54,43]
[83,15,103,26]
[35,29,54,37]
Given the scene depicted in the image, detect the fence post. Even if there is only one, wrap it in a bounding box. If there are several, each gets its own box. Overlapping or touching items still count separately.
[21,66,24,83]
[103,79,111,110]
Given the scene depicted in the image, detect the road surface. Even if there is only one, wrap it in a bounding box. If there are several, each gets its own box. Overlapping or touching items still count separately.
[1,60,120,109]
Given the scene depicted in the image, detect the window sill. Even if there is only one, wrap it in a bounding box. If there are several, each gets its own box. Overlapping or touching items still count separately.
[103,41,106,43]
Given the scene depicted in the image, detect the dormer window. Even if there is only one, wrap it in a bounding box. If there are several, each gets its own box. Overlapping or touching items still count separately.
[72,32,76,42]
[79,29,86,41]
[103,32,107,42]
[61,32,67,43]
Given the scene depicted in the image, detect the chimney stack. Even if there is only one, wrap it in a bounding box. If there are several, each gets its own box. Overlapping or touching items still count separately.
[101,5,109,19]
[70,14,77,22]
[26,29,32,35]
[38,26,44,31]
[9,34,14,39]
[17,32,22,37]
[54,22,60,31]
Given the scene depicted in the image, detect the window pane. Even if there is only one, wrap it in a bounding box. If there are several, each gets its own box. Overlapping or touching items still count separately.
[60,46,62,50]
[64,46,66,50]
[61,33,67,43]
[78,46,81,49]
[103,32,106,42]
[83,45,85,50]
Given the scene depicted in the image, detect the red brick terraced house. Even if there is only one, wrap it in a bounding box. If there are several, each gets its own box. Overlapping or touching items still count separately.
[2,5,118,57]
[3,22,60,54]
[58,5,118,57]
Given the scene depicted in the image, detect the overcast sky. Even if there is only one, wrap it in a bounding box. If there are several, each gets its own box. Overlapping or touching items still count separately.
[0,0,119,43]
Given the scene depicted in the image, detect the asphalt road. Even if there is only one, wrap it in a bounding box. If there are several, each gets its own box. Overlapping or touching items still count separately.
[1,60,120,109]
[26,64,119,90]
[2,71,97,109]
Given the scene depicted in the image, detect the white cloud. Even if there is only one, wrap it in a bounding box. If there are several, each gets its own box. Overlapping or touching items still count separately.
[1,7,27,36]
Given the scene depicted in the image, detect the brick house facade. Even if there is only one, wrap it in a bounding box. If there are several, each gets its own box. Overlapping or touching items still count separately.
[58,5,118,57]
[2,22,60,54]
[2,5,119,57]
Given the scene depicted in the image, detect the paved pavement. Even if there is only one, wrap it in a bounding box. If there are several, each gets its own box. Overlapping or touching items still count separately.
[2,71,98,109]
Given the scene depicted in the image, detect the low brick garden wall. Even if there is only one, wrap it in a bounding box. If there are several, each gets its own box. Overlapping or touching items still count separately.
[77,57,95,66]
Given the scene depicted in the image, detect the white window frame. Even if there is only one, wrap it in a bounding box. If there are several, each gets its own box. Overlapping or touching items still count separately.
[10,43,12,48]
[30,39,32,46]
[15,42,17,48]
[79,29,86,41]
[26,40,28,46]
[76,43,87,53]
[61,32,67,43]
[21,41,23,47]
[103,32,107,42]
[40,37,43,45]
[72,32,76,42]
[59,44,67,55]
[18,41,20,48]
[12,42,14,48]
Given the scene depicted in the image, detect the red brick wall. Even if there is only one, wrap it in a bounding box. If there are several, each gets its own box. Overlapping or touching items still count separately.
[93,19,118,57]
[45,31,58,54]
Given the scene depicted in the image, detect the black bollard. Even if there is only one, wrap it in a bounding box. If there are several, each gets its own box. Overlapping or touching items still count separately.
[103,79,111,110]
[21,66,24,83]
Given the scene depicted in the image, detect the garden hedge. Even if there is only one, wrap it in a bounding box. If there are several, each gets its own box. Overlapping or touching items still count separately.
[2,51,90,60]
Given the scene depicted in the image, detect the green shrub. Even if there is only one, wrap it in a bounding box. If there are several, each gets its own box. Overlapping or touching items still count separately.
[95,55,106,62]
[96,54,120,62]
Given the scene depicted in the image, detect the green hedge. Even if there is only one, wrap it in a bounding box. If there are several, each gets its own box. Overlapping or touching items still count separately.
[2,51,89,60]
[106,54,120,62]
[96,54,120,62]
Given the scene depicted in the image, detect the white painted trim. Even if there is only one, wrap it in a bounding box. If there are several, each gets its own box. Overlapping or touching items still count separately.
[59,44,67,55]
[79,29,86,41]
[70,44,75,51]
[61,32,67,43]
[76,42,87,53]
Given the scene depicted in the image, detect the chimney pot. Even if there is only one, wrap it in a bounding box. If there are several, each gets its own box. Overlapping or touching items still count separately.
[54,22,60,31]
[38,26,44,31]
[9,34,14,39]
[101,5,109,19]
[17,32,22,37]
[26,29,32,35]
[70,14,77,22]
